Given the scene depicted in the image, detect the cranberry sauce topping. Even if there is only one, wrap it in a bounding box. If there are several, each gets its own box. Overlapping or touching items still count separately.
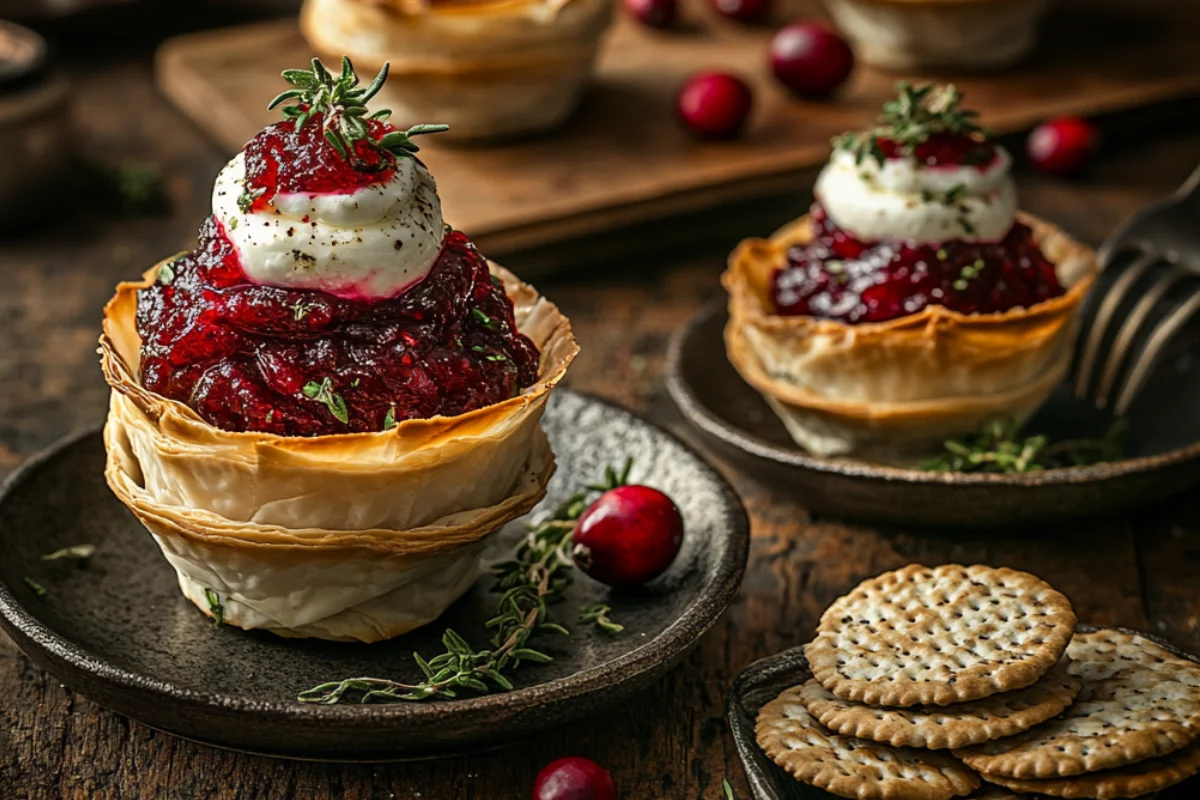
[137,224,541,436]
[243,114,395,211]
[771,206,1065,324]
[877,133,996,168]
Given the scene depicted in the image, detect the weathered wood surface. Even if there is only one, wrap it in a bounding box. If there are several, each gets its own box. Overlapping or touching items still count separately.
[2,20,1200,800]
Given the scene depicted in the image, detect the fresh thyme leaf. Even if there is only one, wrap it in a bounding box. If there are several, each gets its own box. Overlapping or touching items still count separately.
[158,261,176,286]
[484,353,508,363]
[237,186,264,214]
[297,459,635,704]
[204,588,224,626]
[471,308,498,329]
[42,544,96,562]
[383,405,397,431]
[291,299,313,321]
[723,778,738,800]
[921,418,1127,474]
[302,378,350,424]
[268,57,448,168]
[24,578,47,598]
[229,217,238,230]
[579,604,624,634]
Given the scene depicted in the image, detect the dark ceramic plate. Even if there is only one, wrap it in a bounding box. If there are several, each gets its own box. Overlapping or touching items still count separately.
[0,390,748,760]
[727,626,1200,800]
[667,300,1200,528]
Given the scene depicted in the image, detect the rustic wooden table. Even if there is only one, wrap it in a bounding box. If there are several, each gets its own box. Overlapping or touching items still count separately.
[2,16,1200,799]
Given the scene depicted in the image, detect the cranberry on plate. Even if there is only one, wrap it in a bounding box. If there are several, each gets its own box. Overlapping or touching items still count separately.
[572,485,685,588]
[677,71,754,140]
[768,22,855,97]
[1026,116,1098,175]
[533,757,617,800]
[623,0,676,28]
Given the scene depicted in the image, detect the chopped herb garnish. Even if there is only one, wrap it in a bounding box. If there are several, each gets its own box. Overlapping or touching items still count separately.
[268,58,448,167]
[229,217,238,230]
[958,216,977,236]
[42,544,96,562]
[266,410,275,424]
[579,604,624,634]
[485,353,508,363]
[291,300,313,321]
[158,261,176,285]
[383,405,397,431]
[302,378,350,424]
[237,186,264,214]
[24,578,47,598]
[489,274,503,287]
[471,308,498,329]
[832,82,987,167]
[204,588,224,626]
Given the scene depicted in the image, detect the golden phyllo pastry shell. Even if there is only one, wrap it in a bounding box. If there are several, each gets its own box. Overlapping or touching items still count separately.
[300,0,615,141]
[723,212,1097,461]
[100,262,577,642]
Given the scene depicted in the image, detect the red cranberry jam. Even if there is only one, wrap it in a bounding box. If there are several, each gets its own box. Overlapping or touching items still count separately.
[242,114,396,212]
[877,132,997,168]
[137,225,541,436]
[771,206,1065,324]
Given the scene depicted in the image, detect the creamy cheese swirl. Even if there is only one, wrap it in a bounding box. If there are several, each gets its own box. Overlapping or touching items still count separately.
[212,153,445,300]
[815,147,1016,244]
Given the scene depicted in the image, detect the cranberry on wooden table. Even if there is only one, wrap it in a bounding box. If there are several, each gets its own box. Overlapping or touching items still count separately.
[533,757,618,800]
[768,21,854,97]
[623,0,676,28]
[711,0,771,23]
[572,485,685,587]
[1027,117,1099,175]
[677,71,754,140]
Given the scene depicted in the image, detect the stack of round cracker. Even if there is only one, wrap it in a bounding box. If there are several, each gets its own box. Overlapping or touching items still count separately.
[954,628,1200,799]
[755,564,1200,800]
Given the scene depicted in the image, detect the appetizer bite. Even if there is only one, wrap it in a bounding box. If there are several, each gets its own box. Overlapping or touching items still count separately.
[300,0,615,142]
[723,84,1096,461]
[100,58,577,642]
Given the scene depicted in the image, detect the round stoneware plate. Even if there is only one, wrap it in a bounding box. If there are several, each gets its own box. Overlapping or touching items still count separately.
[0,390,748,760]
[727,626,1200,800]
[667,300,1200,528]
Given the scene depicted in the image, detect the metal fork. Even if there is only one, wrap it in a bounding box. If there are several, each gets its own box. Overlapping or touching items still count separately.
[1072,162,1200,416]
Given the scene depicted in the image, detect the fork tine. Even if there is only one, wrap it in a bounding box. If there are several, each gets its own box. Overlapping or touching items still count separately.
[1093,265,1188,409]
[1073,249,1158,400]
[1113,287,1200,416]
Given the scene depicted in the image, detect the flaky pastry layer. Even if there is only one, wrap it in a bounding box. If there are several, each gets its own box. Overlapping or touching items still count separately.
[100,259,576,641]
[300,0,614,140]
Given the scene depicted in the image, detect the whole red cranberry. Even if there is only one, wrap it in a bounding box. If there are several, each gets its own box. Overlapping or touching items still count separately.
[768,22,854,97]
[1026,117,1098,175]
[533,757,617,800]
[572,485,685,587]
[624,0,676,28]
[677,71,754,140]
[711,0,771,23]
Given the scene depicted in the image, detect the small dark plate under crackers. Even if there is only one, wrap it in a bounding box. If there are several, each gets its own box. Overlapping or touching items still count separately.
[668,301,1200,528]
[727,627,1200,800]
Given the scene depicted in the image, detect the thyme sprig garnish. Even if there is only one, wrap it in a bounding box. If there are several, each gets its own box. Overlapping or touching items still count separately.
[297,460,633,705]
[268,57,448,166]
[204,588,225,626]
[580,604,624,633]
[833,82,988,167]
[302,378,350,424]
[921,418,1127,474]
[42,544,96,562]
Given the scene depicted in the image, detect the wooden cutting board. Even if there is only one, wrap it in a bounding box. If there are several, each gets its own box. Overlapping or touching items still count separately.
[157,0,1200,255]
